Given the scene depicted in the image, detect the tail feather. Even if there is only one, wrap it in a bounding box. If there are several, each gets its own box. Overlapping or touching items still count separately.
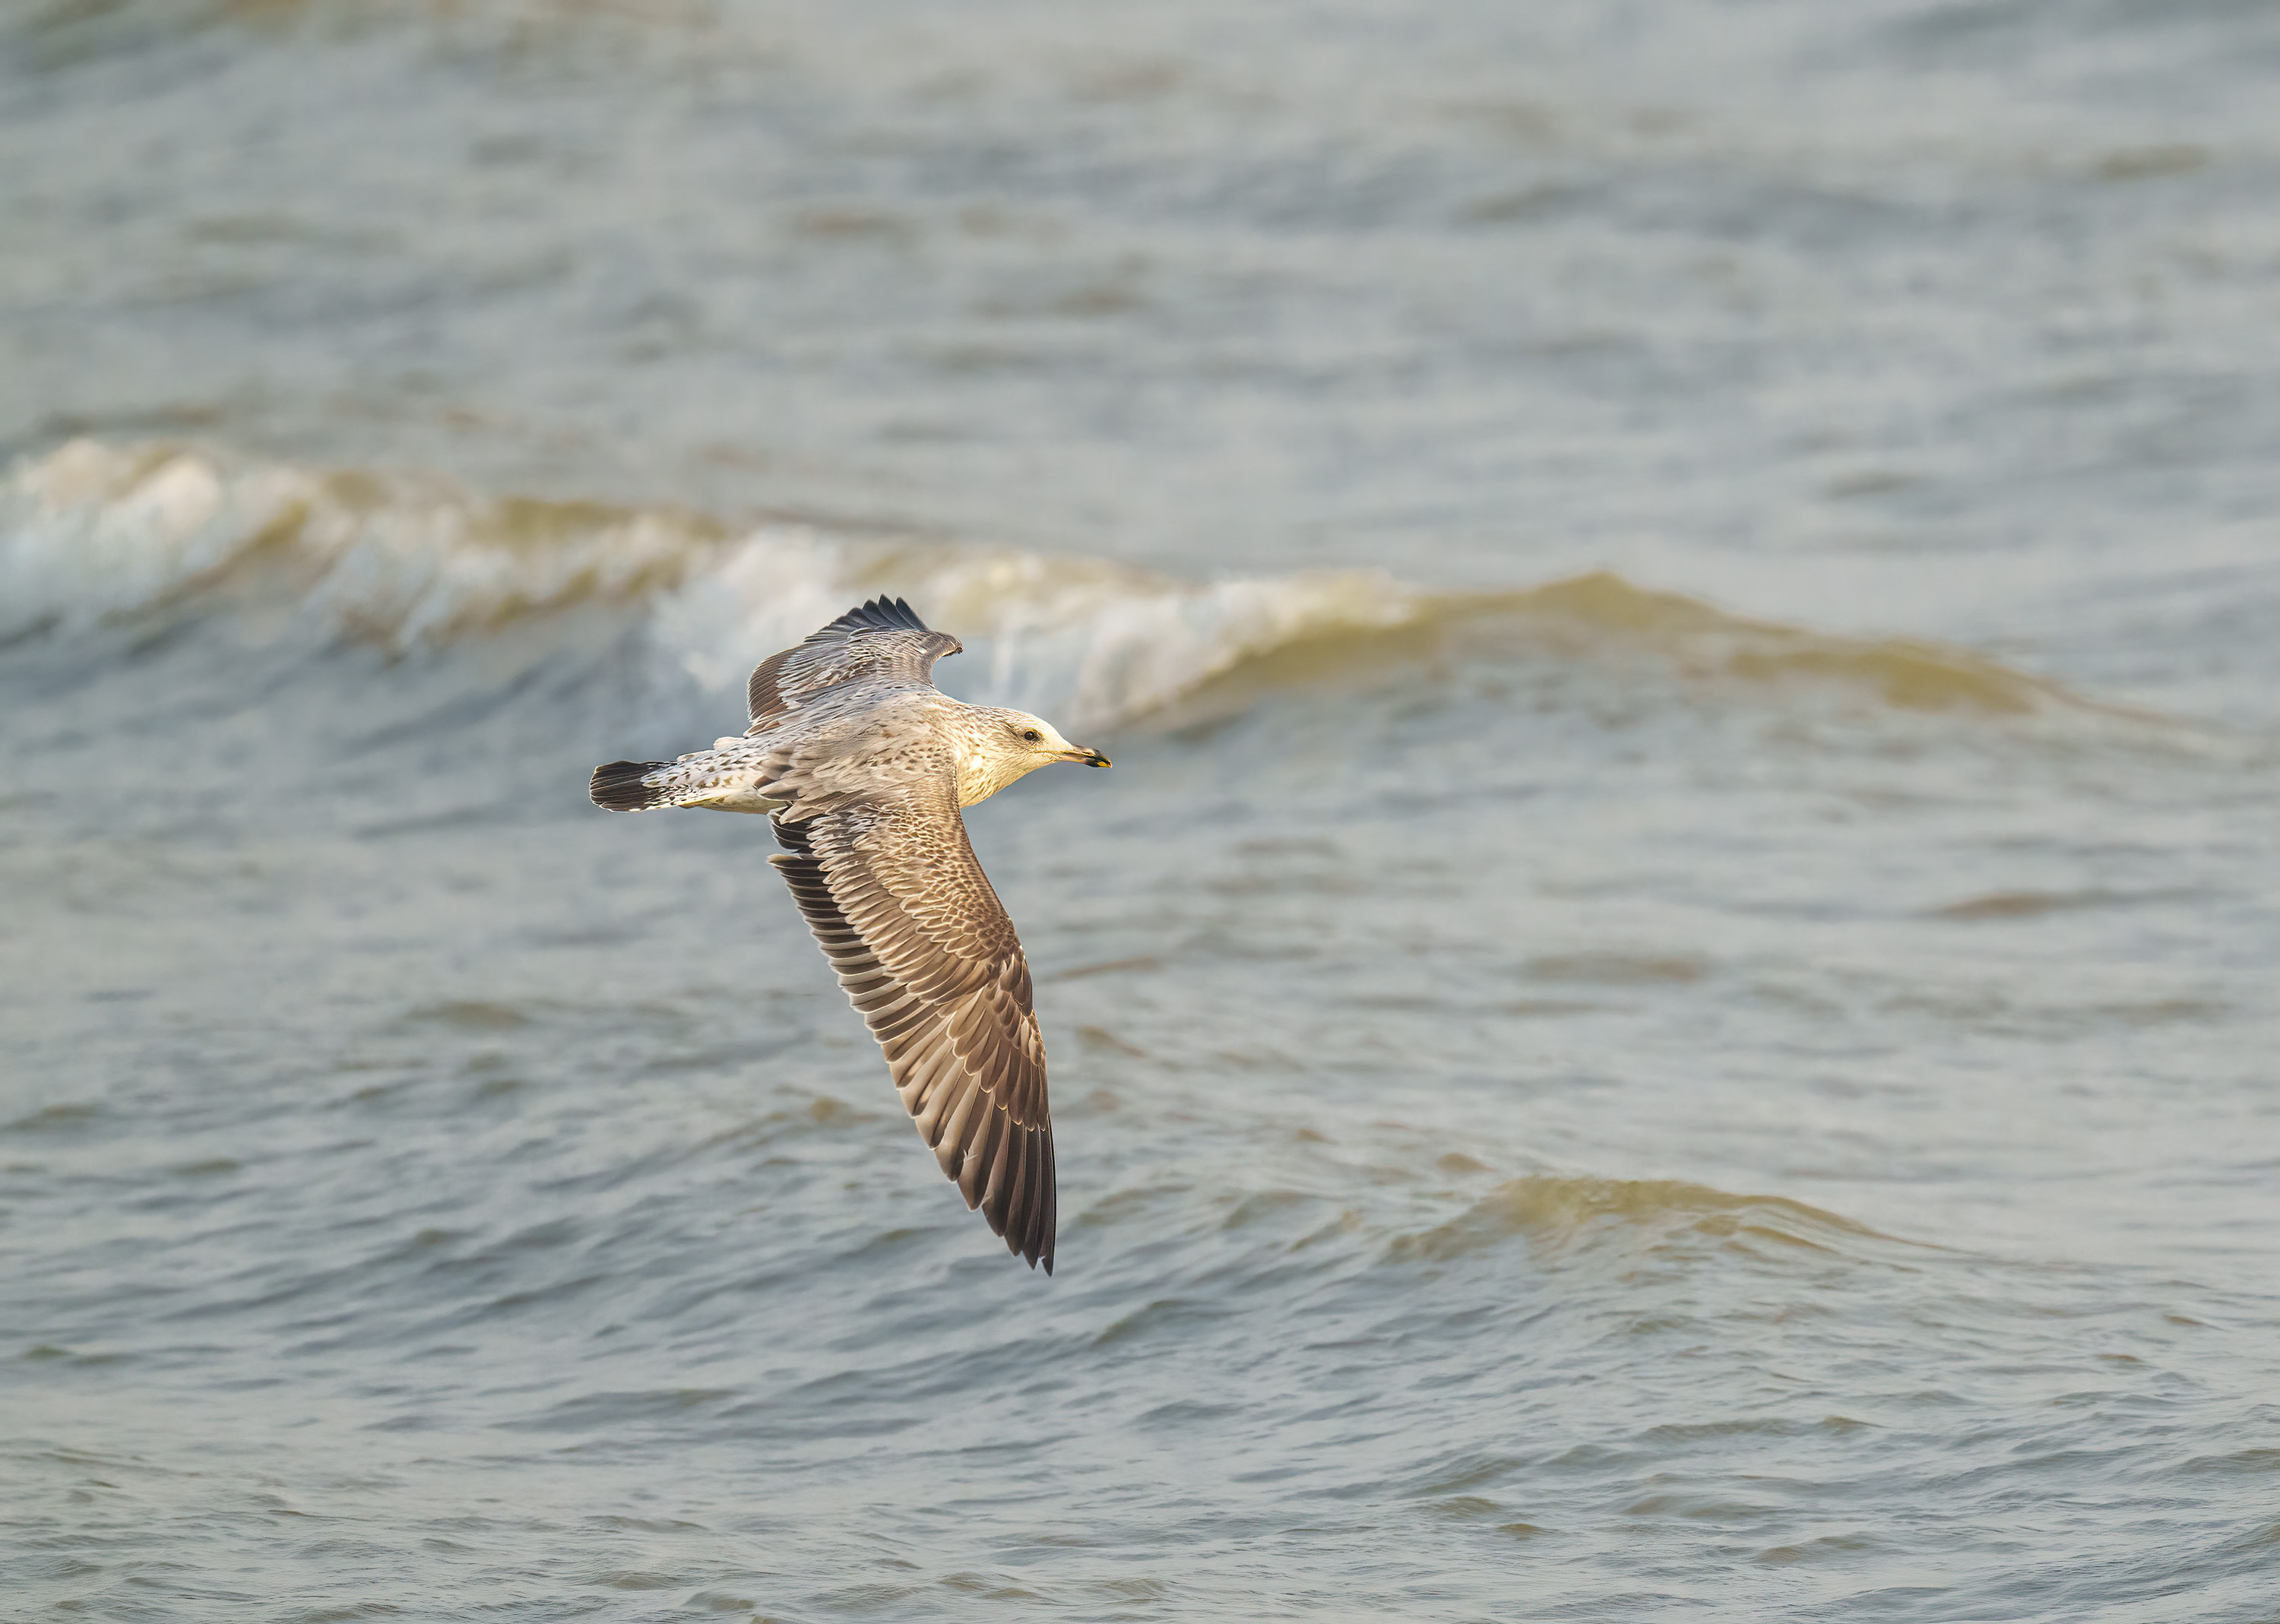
[590,759,670,812]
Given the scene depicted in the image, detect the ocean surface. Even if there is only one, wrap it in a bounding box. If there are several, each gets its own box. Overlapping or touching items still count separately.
[5,2,2279,1619]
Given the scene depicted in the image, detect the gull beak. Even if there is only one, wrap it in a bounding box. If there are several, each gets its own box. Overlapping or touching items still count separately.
[1065,746,1112,768]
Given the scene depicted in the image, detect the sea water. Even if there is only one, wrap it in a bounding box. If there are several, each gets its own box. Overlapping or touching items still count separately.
[4,3,2278,1619]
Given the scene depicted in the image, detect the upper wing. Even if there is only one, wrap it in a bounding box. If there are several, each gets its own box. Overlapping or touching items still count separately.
[747,597,963,734]
[768,783,1056,1272]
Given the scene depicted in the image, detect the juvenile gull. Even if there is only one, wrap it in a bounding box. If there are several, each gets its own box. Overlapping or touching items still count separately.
[588,597,1109,1273]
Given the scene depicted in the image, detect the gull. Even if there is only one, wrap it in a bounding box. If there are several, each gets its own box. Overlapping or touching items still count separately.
[588,597,1110,1272]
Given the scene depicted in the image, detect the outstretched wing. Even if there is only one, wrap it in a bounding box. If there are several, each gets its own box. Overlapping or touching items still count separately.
[748,597,963,734]
[768,784,1056,1272]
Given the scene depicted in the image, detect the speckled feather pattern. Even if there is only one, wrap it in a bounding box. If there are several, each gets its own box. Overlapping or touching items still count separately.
[588,597,1104,1271]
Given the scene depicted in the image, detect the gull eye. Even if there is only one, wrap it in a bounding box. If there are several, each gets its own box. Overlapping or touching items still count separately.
[1021,729,1042,742]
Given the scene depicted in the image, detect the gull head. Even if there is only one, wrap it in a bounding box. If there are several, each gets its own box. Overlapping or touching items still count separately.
[955,706,1111,806]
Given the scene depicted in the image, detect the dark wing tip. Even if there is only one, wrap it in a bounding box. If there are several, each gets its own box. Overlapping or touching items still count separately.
[968,1114,1056,1274]
[825,595,932,636]
[1012,1126,1055,1274]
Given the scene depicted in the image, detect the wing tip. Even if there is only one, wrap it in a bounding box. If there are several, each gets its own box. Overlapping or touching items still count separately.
[825,595,931,636]
[1007,1124,1056,1274]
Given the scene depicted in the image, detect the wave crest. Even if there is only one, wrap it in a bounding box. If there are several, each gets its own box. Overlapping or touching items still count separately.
[1386,1174,1902,1267]
[4,438,2117,732]
[2,439,724,647]
[0,439,1430,727]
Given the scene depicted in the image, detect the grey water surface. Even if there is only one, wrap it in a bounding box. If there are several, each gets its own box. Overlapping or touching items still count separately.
[4,2,2279,1620]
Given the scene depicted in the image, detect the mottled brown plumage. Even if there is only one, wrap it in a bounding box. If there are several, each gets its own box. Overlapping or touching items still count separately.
[588,597,1109,1272]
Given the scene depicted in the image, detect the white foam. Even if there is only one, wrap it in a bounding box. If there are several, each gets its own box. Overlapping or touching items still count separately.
[0,439,717,647]
[653,529,1423,731]
[9,438,2120,738]
[0,439,1429,730]
[1,441,307,636]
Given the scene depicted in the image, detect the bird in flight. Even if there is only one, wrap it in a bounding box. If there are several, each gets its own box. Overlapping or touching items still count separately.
[589,597,1110,1272]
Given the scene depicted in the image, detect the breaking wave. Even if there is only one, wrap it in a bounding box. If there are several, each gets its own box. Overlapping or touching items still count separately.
[2,438,2117,731]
